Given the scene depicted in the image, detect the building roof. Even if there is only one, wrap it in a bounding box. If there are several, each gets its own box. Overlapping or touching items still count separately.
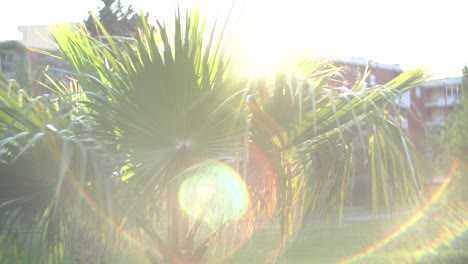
[421,76,462,89]
[17,25,56,51]
[319,56,403,73]
[0,40,27,51]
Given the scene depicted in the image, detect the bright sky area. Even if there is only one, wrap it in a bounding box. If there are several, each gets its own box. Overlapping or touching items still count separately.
[0,0,466,78]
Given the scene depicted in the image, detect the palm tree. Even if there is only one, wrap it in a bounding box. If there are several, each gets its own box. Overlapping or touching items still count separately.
[0,8,427,263]
[0,73,114,262]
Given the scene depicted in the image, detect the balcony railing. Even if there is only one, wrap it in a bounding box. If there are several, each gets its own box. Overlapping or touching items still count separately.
[424,97,456,107]
[424,120,446,127]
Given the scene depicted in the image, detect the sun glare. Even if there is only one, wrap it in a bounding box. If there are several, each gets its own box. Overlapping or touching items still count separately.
[178,161,250,227]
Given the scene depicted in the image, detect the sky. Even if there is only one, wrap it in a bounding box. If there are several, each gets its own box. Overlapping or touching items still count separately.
[1,0,466,78]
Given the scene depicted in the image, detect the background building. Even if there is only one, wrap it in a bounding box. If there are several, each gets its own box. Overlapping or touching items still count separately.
[0,25,69,95]
[0,40,27,80]
[402,77,463,158]
[327,57,402,88]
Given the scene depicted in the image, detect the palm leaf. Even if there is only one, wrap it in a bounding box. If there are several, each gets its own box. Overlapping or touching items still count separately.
[247,67,427,230]
[0,75,115,263]
[1,6,429,263]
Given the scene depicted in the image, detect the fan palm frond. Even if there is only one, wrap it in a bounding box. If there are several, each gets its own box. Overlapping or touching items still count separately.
[0,6,429,263]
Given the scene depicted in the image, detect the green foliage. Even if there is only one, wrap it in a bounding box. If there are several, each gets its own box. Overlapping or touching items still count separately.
[0,7,428,263]
[438,65,468,163]
[84,0,147,38]
[0,73,115,262]
[436,65,468,211]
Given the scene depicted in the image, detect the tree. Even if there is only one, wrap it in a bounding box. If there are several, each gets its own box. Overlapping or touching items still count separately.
[438,65,468,162]
[84,0,147,38]
[435,65,468,205]
[0,8,426,263]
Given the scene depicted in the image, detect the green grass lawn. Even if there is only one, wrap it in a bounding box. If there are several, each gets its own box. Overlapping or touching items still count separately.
[2,212,466,263]
[223,219,393,263]
[223,214,468,264]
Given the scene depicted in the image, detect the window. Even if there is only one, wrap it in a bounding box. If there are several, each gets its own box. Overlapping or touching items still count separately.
[452,85,460,97]
[447,84,460,98]
[369,73,376,87]
[399,91,410,108]
[0,51,15,73]
[415,87,421,97]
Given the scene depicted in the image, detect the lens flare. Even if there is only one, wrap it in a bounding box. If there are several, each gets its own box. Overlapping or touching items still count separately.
[340,159,467,263]
[178,161,250,227]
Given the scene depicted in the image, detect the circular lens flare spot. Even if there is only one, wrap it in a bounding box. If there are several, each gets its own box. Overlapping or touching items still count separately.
[178,161,250,227]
